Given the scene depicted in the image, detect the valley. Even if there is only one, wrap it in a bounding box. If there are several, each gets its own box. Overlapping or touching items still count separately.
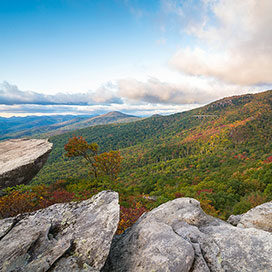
[23,90,272,220]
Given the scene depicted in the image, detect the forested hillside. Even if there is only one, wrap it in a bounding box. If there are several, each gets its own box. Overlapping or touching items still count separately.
[1,90,272,225]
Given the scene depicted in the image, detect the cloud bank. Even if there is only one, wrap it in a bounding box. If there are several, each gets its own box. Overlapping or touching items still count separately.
[169,0,272,85]
[118,77,219,104]
[2,0,272,117]
[0,81,123,105]
[0,101,202,117]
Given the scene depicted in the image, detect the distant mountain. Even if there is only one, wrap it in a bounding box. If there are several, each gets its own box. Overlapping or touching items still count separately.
[0,115,87,141]
[0,111,140,140]
[32,90,272,220]
[57,111,139,131]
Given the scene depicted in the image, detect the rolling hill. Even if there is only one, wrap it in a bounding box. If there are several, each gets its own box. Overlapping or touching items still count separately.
[51,111,140,132]
[13,90,272,219]
[0,111,140,140]
[0,115,83,140]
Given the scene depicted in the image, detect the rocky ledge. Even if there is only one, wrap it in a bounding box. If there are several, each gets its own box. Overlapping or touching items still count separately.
[0,190,271,271]
[0,139,53,189]
[0,191,119,272]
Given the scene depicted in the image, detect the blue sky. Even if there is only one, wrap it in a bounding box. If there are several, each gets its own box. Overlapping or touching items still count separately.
[1,0,272,117]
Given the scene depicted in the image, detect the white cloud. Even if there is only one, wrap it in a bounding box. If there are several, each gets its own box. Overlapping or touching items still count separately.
[117,76,265,105]
[118,77,209,104]
[0,101,203,118]
[0,81,123,105]
[169,0,272,85]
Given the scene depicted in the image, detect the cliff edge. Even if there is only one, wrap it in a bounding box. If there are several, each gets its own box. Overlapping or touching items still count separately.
[0,139,53,189]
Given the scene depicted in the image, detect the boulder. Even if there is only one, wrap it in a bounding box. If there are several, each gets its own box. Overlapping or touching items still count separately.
[103,198,272,272]
[0,139,53,189]
[0,191,119,272]
[237,201,272,232]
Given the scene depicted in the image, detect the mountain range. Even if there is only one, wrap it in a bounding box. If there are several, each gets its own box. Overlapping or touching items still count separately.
[0,111,140,140]
[30,89,272,219]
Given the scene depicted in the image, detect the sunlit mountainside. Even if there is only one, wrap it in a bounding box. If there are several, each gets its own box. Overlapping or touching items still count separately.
[27,89,272,219]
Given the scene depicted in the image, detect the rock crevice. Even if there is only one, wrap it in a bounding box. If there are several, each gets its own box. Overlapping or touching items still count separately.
[0,191,119,272]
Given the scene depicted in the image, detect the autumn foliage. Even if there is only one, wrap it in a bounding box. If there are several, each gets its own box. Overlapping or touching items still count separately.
[117,200,148,234]
[65,136,122,180]
[0,182,75,218]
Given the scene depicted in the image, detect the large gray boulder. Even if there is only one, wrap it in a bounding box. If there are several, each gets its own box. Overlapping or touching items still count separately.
[103,198,272,272]
[0,138,53,189]
[0,191,119,272]
[237,201,272,232]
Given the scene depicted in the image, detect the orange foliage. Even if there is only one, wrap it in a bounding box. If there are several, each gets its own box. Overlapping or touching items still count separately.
[0,182,75,219]
[247,193,267,208]
[95,151,123,181]
[65,136,99,177]
[117,201,148,234]
[199,199,219,217]
[65,136,122,180]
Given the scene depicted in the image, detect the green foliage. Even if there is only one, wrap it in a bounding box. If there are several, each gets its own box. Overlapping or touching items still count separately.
[2,90,271,227]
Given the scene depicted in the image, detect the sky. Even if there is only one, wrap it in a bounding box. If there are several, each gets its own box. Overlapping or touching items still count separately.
[1,0,272,117]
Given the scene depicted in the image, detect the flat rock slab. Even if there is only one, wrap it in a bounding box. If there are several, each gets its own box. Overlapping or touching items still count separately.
[0,190,119,272]
[0,138,53,189]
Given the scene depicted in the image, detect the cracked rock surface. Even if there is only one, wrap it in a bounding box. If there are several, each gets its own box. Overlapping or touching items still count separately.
[0,138,53,189]
[103,198,272,272]
[0,191,119,272]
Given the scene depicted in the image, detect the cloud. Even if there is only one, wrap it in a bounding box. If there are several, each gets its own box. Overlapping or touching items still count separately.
[0,81,123,105]
[117,77,261,105]
[169,0,272,85]
[118,77,207,104]
[0,77,268,118]
[0,101,202,118]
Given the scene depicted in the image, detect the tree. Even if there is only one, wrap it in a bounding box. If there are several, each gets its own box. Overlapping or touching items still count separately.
[65,136,99,178]
[95,151,122,181]
[64,136,122,181]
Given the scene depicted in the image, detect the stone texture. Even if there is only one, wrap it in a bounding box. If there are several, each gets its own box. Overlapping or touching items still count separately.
[0,138,53,189]
[103,198,272,272]
[237,201,272,232]
[0,191,119,272]
[227,214,243,226]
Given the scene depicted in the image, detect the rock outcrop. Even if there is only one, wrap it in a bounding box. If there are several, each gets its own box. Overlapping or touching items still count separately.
[1,184,271,272]
[230,201,272,232]
[0,191,119,272]
[0,139,53,189]
[103,198,272,272]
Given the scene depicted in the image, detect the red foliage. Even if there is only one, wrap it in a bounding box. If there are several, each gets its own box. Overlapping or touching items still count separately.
[0,181,75,218]
[197,188,213,196]
[234,153,247,160]
[174,192,185,198]
[117,202,148,234]
[39,190,75,208]
[264,155,272,163]
[0,191,39,218]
